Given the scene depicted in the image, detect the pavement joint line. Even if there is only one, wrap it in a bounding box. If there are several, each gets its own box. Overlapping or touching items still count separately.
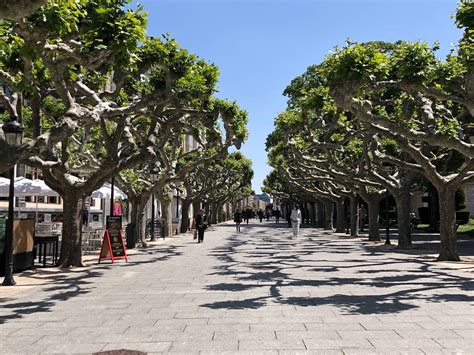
[366,338,376,349]
[432,338,448,349]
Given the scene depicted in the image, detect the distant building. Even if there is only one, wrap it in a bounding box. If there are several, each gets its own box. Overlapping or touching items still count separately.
[256,193,271,203]
[237,194,267,211]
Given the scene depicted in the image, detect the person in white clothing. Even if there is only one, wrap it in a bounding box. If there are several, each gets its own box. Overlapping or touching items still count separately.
[290,206,301,237]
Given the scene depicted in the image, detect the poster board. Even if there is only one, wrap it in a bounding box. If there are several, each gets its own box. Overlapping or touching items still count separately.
[98,216,127,263]
[13,219,34,254]
[0,218,34,275]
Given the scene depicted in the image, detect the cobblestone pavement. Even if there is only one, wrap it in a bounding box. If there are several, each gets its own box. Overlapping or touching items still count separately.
[0,222,473,354]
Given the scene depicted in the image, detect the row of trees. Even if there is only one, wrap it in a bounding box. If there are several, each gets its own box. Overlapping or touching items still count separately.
[0,0,253,267]
[264,1,473,261]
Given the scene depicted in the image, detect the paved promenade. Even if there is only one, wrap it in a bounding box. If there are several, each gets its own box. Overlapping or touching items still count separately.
[0,222,473,354]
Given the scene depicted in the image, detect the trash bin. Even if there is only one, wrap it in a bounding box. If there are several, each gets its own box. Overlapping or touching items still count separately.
[126,223,136,249]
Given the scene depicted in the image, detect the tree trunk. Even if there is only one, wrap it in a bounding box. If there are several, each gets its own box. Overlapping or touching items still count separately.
[335,199,346,233]
[316,200,324,227]
[394,188,412,249]
[204,204,210,225]
[217,204,224,223]
[193,200,201,217]
[138,207,147,244]
[350,195,359,237]
[180,198,191,233]
[226,204,231,221]
[211,204,218,224]
[59,193,83,267]
[323,200,333,230]
[129,198,144,247]
[367,195,381,241]
[310,202,316,226]
[161,197,172,238]
[437,187,460,261]
[307,202,312,225]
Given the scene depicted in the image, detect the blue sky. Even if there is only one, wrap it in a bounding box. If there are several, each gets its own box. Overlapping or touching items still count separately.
[133,0,462,194]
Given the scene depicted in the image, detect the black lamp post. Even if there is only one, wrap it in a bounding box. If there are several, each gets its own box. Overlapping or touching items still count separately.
[176,187,182,220]
[110,176,115,217]
[149,166,160,241]
[2,116,24,286]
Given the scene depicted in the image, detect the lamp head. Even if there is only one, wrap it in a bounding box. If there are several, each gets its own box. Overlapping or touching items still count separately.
[2,116,24,146]
[150,165,160,181]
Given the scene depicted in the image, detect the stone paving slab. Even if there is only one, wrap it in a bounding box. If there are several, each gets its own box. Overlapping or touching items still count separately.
[0,221,473,354]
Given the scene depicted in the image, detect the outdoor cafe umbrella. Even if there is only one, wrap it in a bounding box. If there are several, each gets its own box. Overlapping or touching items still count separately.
[0,177,126,223]
[0,177,59,223]
[0,176,51,197]
[91,183,127,200]
[0,177,126,199]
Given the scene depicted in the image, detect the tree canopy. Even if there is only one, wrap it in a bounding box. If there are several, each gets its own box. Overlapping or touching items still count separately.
[265,1,473,261]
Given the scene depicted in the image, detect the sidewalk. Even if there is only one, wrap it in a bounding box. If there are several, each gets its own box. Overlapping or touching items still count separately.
[0,221,473,354]
[0,234,173,301]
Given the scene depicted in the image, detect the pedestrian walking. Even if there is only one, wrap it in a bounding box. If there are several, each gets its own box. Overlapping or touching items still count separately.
[258,209,264,223]
[290,205,301,237]
[245,208,251,224]
[275,209,281,224]
[195,209,208,243]
[234,209,242,232]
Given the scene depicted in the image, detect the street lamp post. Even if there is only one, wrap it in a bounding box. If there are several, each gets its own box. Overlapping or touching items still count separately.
[149,166,159,241]
[2,116,24,286]
[110,176,115,216]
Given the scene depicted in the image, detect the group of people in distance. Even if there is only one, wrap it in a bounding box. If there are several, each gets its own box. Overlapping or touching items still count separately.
[233,205,302,237]
[190,205,303,243]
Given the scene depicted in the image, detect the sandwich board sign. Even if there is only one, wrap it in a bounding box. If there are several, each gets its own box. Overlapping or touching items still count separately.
[98,216,128,263]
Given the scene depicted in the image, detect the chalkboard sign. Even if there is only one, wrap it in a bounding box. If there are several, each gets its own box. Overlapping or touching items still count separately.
[99,216,127,263]
[109,231,125,258]
[106,216,121,238]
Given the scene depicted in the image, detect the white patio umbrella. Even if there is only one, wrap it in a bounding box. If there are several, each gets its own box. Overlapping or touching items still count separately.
[91,183,127,199]
[0,176,125,198]
[0,177,126,224]
[0,177,53,223]
[31,179,59,197]
[0,176,49,197]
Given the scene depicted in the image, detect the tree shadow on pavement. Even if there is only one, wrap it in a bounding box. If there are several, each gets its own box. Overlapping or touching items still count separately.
[0,243,184,324]
[202,228,474,314]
